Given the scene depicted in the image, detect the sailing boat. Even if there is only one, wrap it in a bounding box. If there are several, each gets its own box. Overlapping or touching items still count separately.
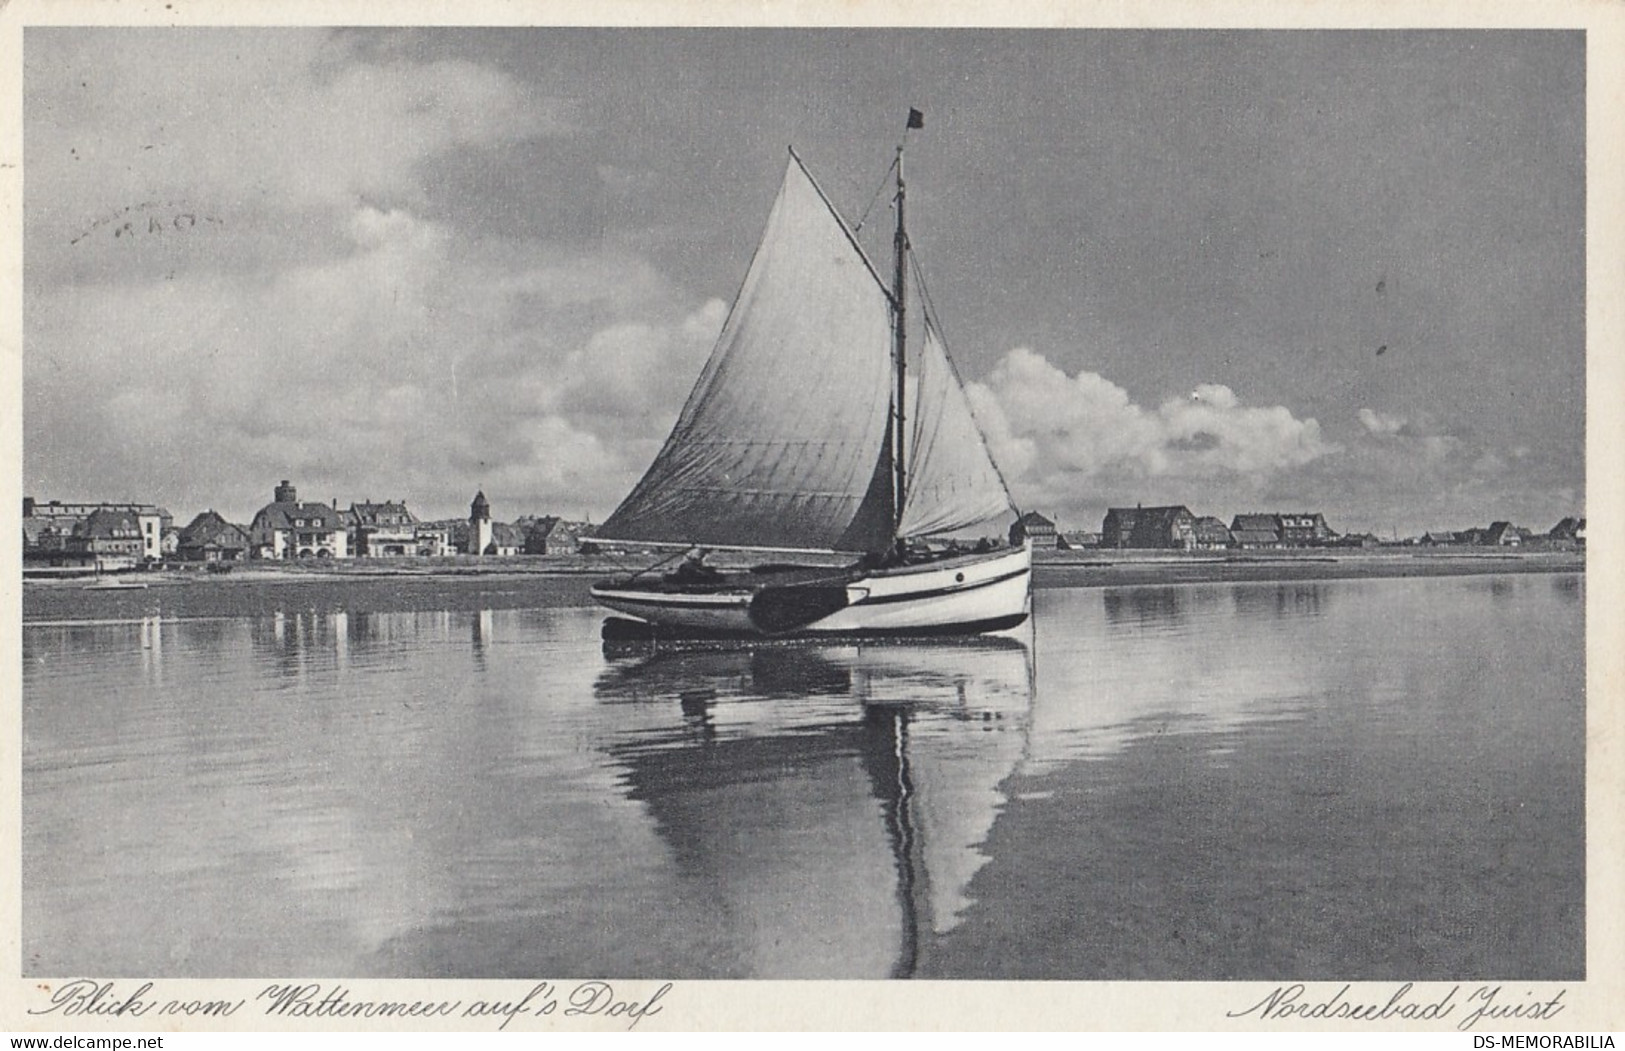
[591,114,1030,637]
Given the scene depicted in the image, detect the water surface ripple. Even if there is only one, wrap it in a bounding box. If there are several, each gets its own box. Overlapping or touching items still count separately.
[22,573,1584,979]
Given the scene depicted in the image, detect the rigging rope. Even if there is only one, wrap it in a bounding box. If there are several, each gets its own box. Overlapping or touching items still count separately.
[852,154,900,234]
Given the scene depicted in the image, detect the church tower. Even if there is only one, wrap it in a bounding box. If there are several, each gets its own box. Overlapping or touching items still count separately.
[469,490,492,556]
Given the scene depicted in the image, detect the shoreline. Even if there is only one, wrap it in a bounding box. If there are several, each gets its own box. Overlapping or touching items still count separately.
[1029,548,1583,588]
[22,548,1584,591]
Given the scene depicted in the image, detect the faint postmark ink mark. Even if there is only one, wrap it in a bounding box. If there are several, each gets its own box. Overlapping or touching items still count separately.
[70,201,224,246]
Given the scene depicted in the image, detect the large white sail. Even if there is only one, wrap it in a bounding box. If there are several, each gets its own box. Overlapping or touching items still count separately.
[898,317,1016,538]
[589,136,1032,639]
[597,155,898,552]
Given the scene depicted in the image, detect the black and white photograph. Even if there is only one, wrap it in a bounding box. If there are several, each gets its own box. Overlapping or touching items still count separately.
[6,1,1621,1034]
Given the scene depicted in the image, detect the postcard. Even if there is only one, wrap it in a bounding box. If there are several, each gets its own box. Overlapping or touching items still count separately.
[3,0,1620,1034]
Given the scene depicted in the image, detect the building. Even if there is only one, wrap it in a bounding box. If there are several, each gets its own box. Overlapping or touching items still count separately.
[1192,516,1233,550]
[1549,517,1586,546]
[522,516,594,555]
[467,491,494,555]
[248,481,349,559]
[520,516,557,555]
[1102,505,1197,549]
[488,522,525,557]
[1056,530,1100,551]
[1277,513,1334,546]
[412,523,455,557]
[420,520,471,554]
[348,500,419,557]
[23,498,172,561]
[177,510,250,562]
[67,508,147,569]
[23,513,68,553]
[1230,528,1281,549]
[1009,511,1059,548]
[1483,521,1522,547]
[1229,512,1334,548]
[1228,513,1281,549]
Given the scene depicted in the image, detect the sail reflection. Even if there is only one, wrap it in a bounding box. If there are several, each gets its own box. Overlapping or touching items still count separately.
[593,638,1033,978]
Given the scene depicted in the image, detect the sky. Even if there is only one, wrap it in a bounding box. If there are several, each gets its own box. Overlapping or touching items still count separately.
[22,28,1585,537]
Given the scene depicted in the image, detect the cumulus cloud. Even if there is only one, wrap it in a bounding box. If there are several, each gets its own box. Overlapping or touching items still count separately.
[1278,400,1565,535]
[27,198,726,519]
[966,347,1337,511]
[23,29,731,523]
[1352,406,1464,467]
[28,31,567,249]
[1358,407,1408,437]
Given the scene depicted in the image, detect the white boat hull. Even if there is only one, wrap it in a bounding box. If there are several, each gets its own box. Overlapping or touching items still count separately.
[592,544,1031,637]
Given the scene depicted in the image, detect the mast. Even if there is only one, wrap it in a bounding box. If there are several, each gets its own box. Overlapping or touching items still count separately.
[891,107,926,542]
[891,143,909,539]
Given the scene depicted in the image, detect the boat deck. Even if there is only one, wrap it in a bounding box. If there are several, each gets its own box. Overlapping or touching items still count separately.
[594,546,1017,595]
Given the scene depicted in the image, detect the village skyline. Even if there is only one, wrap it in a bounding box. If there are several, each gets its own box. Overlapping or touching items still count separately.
[22,478,1585,568]
[21,478,1593,541]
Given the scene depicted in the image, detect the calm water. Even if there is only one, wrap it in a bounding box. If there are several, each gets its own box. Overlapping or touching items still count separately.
[22,573,1584,979]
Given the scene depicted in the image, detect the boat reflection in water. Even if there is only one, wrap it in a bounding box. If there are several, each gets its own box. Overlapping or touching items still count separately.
[594,631,1034,978]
